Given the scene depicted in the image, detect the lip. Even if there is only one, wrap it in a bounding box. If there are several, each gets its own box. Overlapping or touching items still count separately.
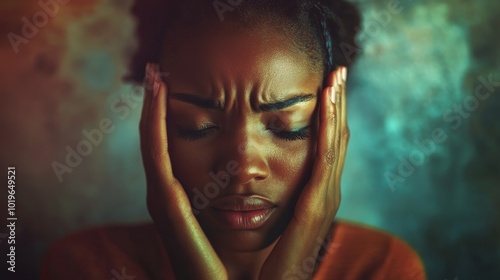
[210,195,277,229]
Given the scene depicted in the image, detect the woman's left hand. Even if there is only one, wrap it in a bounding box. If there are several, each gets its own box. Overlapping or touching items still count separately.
[259,66,349,280]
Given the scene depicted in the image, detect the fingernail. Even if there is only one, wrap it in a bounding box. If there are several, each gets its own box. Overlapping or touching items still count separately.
[330,86,336,104]
[342,67,347,82]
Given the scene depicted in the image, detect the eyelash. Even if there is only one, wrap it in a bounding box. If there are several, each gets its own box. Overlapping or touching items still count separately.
[176,124,215,141]
[176,126,311,141]
[269,126,311,141]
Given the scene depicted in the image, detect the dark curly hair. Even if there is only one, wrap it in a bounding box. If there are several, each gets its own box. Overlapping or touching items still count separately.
[126,0,362,84]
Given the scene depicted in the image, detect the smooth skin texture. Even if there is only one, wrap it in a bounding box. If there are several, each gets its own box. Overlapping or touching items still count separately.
[139,25,349,280]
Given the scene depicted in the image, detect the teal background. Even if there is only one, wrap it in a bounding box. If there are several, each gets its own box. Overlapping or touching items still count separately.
[0,0,499,279]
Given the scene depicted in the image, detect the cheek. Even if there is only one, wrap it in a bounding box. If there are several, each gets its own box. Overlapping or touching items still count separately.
[268,137,316,194]
[167,130,215,194]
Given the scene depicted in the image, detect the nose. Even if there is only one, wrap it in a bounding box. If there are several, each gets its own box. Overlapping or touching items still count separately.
[235,140,270,184]
[217,127,270,186]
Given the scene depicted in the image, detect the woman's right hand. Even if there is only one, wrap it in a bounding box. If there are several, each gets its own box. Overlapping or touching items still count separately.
[139,63,228,280]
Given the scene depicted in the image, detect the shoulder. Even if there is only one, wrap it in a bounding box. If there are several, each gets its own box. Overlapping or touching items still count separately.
[40,223,171,280]
[314,220,427,280]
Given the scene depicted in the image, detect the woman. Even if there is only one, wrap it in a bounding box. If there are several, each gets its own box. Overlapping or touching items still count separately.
[41,0,426,279]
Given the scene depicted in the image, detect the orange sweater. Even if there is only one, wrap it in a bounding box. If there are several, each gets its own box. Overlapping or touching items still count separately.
[40,220,426,280]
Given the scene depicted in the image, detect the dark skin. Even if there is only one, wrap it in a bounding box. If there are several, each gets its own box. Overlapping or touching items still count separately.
[140,20,349,280]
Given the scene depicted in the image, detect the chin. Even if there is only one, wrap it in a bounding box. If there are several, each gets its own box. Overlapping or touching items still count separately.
[213,230,278,252]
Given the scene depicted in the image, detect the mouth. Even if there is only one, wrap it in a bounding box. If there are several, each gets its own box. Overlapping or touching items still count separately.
[210,195,277,230]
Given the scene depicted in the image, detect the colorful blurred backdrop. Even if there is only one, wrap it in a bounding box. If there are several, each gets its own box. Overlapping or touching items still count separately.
[1,0,499,279]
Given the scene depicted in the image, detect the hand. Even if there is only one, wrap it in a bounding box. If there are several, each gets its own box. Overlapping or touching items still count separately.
[139,63,227,280]
[259,67,349,280]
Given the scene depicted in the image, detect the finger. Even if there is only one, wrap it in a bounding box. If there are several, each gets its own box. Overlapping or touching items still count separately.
[336,67,349,180]
[140,63,153,133]
[328,68,343,201]
[302,69,339,198]
[140,63,155,164]
[148,74,176,186]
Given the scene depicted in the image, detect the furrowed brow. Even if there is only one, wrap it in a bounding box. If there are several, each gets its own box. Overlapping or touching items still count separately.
[169,93,223,110]
[257,93,315,112]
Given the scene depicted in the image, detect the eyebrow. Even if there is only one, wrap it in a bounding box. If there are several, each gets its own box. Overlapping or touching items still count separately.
[257,93,315,112]
[169,93,316,112]
[169,93,223,110]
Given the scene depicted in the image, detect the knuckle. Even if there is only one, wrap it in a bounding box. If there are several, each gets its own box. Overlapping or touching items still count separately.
[324,148,335,165]
[341,127,350,138]
[329,114,336,124]
[150,147,168,161]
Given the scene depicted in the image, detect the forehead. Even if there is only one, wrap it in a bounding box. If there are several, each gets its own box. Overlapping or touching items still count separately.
[160,22,322,96]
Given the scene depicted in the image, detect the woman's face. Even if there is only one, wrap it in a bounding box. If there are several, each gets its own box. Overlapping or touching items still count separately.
[161,22,323,252]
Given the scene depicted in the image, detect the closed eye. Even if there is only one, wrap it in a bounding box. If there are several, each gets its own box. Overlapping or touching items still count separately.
[176,125,311,141]
[269,126,311,141]
[176,124,218,141]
